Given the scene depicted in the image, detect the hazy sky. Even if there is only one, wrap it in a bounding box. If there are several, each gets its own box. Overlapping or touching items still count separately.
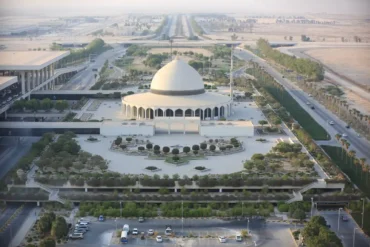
[0,0,369,16]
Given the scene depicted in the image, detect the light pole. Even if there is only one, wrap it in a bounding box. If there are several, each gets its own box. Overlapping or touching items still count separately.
[181,200,184,235]
[361,198,365,229]
[353,227,358,247]
[311,197,314,218]
[115,217,118,232]
[242,201,244,218]
[120,201,122,218]
[247,218,250,233]
[338,208,343,232]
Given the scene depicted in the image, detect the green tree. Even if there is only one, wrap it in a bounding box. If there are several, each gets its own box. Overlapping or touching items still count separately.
[251,153,265,160]
[114,137,122,145]
[172,148,179,155]
[54,100,69,112]
[292,209,306,221]
[51,216,68,239]
[146,143,153,149]
[183,146,190,154]
[25,99,40,112]
[40,98,54,111]
[39,238,56,247]
[200,143,207,150]
[209,145,216,151]
[162,146,170,154]
[192,145,200,151]
[258,120,268,128]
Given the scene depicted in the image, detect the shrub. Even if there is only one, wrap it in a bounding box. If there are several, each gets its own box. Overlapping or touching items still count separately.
[120,144,127,150]
[172,148,179,155]
[146,143,153,149]
[251,153,265,160]
[145,166,158,171]
[192,145,200,151]
[162,146,170,154]
[183,146,190,153]
[200,143,207,150]
[114,137,122,145]
[172,156,180,161]
[195,166,206,171]
[154,150,160,155]
[126,137,132,142]
[153,145,160,151]
[138,146,145,151]
[209,145,216,151]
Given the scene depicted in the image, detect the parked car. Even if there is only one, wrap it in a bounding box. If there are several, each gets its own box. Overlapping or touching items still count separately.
[75,225,89,231]
[342,133,348,137]
[341,215,349,222]
[74,228,87,234]
[306,101,311,105]
[148,229,154,236]
[156,236,163,243]
[345,125,350,129]
[219,236,227,243]
[69,233,84,239]
[98,215,105,222]
[78,218,90,224]
[138,217,145,222]
[310,106,315,110]
[236,234,242,242]
[132,228,139,235]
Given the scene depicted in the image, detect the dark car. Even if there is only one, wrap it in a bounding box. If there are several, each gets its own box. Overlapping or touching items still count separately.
[311,106,315,110]
[345,125,350,129]
[341,215,349,222]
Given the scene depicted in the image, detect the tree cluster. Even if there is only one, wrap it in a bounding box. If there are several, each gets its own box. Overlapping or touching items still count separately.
[143,53,169,68]
[302,216,343,247]
[256,38,324,81]
[11,99,69,112]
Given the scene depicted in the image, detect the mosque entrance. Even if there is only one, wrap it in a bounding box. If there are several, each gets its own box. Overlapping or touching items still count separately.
[154,117,200,135]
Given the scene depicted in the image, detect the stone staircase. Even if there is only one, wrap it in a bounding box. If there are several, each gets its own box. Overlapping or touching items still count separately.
[285,179,327,204]
[34,182,66,205]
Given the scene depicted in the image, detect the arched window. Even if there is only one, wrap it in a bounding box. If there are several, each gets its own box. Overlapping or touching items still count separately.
[157,109,164,117]
[185,109,193,117]
[205,108,212,119]
[214,107,219,117]
[220,106,225,117]
[166,109,174,117]
[175,109,183,117]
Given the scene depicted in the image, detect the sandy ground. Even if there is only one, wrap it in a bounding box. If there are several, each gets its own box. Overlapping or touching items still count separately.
[148,48,213,56]
[305,48,370,87]
[205,22,370,43]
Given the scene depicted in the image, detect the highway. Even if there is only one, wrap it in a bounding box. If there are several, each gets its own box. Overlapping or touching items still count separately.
[234,48,370,162]
[318,210,370,247]
[60,45,127,90]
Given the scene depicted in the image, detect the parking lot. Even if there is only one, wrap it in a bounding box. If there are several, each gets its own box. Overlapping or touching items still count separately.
[62,218,296,247]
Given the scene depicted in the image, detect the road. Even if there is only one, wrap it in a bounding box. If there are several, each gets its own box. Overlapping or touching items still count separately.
[155,15,174,40]
[234,48,370,162]
[0,204,34,247]
[61,218,296,247]
[0,137,40,179]
[59,45,127,90]
[318,211,370,247]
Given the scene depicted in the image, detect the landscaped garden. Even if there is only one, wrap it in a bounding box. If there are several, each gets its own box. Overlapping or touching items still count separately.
[110,137,244,164]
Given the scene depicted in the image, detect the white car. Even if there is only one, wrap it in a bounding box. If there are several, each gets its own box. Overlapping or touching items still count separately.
[342,133,348,137]
[308,94,312,97]
[156,235,163,243]
[219,236,227,243]
[236,235,242,242]
[148,229,154,236]
[78,221,89,226]
[78,218,90,224]
[132,228,139,235]
[306,102,311,105]
[329,121,334,125]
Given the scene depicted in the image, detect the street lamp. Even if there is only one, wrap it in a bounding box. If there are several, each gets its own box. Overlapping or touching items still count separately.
[120,201,122,218]
[353,227,358,247]
[361,198,365,229]
[242,201,244,218]
[247,218,250,233]
[181,201,184,235]
[338,208,343,232]
[311,197,314,218]
[115,217,118,232]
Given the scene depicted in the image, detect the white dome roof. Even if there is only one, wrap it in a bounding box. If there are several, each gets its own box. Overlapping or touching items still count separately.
[150,58,204,95]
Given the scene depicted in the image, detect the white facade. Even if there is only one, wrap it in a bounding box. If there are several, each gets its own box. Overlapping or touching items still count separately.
[199,121,254,137]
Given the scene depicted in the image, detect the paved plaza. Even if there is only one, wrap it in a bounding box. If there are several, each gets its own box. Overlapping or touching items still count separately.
[77,134,283,176]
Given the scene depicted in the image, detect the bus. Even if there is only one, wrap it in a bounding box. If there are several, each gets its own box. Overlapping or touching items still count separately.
[120,231,128,243]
